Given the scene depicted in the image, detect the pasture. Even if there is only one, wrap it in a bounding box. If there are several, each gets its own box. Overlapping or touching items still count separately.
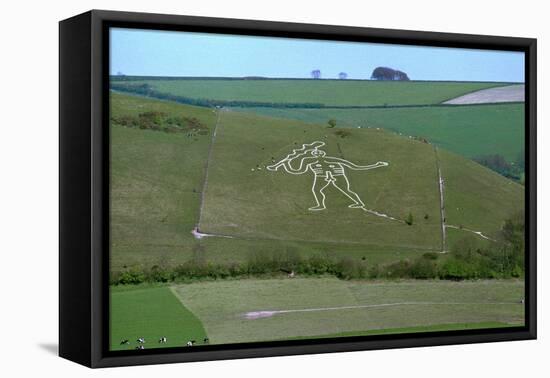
[172,277,524,344]
[110,93,523,272]
[238,103,525,163]
[110,285,207,351]
[112,78,506,107]
[109,90,525,351]
[439,147,524,234]
[199,108,523,246]
[287,322,516,340]
[110,93,214,271]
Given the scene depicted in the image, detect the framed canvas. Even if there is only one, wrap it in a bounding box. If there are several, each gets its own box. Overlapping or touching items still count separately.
[59,10,537,368]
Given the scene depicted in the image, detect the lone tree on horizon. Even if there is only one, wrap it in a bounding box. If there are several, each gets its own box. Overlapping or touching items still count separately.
[371,67,410,81]
[311,69,321,79]
[338,72,348,80]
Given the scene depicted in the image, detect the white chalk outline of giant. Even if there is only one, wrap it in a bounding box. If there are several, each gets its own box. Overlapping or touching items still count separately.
[267,141,389,212]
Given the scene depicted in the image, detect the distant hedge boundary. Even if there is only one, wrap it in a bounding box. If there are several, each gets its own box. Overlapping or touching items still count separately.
[111,213,524,285]
[110,83,325,109]
[111,83,522,110]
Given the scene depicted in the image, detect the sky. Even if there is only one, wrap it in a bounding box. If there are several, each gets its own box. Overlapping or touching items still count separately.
[110,28,525,82]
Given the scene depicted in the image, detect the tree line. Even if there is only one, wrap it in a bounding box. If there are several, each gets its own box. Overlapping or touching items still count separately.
[111,83,325,109]
[111,212,524,285]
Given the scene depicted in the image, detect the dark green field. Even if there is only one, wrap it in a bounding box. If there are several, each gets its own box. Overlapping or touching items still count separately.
[110,285,207,351]
[238,103,524,163]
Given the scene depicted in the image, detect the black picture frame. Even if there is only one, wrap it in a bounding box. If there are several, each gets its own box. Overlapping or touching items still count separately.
[59,9,537,368]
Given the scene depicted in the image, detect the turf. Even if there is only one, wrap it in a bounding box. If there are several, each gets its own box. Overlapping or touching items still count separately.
[200,109,522,249]
[438,147,524,237]
[110,93,215,270]
[115,78,506,107]
[237,103,525,163]
[110,93,524,271]
[286,321,516,340]
[200,109,442,249]
[110,285,207,351]
[172,277,524,344]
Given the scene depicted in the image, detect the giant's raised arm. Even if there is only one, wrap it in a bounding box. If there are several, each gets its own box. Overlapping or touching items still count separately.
[280,156,318,174]
[327,157,389,170]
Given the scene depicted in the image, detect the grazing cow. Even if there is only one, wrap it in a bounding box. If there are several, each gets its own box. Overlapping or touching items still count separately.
[120,339,129,345]
[137,337,145,344]
[136,345,145,350]
[159,337,167,344]
[203,338,209,344]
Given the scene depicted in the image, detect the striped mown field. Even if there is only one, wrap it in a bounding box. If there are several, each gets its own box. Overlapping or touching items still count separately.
[172,277,524,344]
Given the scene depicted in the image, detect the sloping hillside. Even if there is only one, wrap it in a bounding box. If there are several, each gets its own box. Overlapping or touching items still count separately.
[199,108,523,250]
[110,93,524,271]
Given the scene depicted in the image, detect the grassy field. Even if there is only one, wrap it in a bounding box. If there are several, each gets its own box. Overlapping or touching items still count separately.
[110,93,215,270]
[200,108,523,247]
[439,148,525,236]
[287,322,516,340]
[113,78,506,107]
[109,94,433,270]
[172,277,524,344]
[201,109,442,249]
[238,103,525,163]
[110,93,523,272]
[109,91,525,351]
[110,285,207,351]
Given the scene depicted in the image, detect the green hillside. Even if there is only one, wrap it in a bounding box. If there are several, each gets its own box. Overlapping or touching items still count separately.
[237,103,525,163]
[110,93,523,273]
[110,93,215,270]
[112,78,506,107]
[200,108,523,248]
[439,148,524,235]
[200,110,442,249]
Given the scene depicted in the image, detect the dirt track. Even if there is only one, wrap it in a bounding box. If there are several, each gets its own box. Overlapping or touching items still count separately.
[443,84,524,105]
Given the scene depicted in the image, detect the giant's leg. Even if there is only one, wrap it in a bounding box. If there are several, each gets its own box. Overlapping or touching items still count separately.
[309,176,331,211]
[332,175,365,208]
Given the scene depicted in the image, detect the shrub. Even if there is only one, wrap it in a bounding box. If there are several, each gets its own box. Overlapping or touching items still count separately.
[334,130,351,138]
[147,265,171,283]
[438,259,473,280]
[405,212,414,225]
[335,257,367,280]
[410,259,437,279]
[117,269,146,285]
[381,260,412,279]
[422,252,439,260]
[110,111,209,135]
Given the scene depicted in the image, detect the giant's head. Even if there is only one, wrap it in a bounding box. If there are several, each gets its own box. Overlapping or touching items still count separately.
[311,149,326,157]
